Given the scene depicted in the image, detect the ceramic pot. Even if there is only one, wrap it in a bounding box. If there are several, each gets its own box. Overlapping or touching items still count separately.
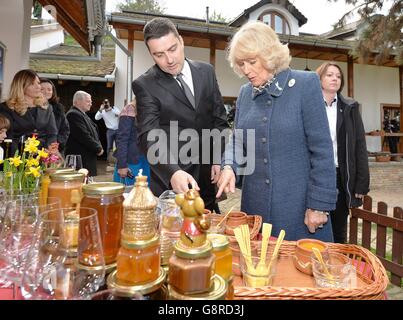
[293,238,328,275]
[224,211,248,236]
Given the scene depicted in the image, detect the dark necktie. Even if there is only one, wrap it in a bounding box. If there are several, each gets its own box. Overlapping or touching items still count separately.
[177,73,195,109]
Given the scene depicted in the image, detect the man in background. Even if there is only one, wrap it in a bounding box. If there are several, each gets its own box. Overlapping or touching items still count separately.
[65,91,104,176]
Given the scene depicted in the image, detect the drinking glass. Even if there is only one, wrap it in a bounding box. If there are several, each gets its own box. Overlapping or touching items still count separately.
[21,207,105,300]
[64,155,83,170]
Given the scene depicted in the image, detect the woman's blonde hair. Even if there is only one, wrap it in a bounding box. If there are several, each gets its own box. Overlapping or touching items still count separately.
[227,21,291,77]
[6,69,46,115]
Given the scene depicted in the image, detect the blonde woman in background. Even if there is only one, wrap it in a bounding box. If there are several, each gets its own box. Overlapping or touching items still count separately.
[0,69,57,155]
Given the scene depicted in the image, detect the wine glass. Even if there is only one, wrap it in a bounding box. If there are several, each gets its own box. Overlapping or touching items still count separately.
[64,155,83,170]
[21,207,105,300]
[0,196,61,298]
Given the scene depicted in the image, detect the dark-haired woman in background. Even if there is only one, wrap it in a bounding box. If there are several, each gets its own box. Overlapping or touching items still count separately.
[316,62,370,243]
[40,78,70,154]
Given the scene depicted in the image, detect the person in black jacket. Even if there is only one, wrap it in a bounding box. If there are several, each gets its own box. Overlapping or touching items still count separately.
[65,91,104,176]
[316,61,370,243]
[40,78,70,154]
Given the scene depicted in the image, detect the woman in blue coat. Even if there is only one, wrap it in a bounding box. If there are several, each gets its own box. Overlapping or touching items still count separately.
[216,22,337,241]
[113,99,150,185]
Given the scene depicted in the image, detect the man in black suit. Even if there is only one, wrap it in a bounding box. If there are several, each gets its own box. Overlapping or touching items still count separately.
[65,91,104,176]
[132,17,229,211]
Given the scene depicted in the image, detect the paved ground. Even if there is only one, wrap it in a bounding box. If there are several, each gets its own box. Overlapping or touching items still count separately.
[95,159,403,299]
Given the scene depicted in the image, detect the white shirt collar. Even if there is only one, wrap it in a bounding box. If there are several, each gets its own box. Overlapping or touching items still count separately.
[174,59,194,95]
[324,94,338,108]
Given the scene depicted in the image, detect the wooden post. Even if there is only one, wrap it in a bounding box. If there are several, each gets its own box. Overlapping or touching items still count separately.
[399,66,403,153]
[210,38,216,68]
[391,206,403,286]
[361,195,372,249]
[347,55,354,98]
[376,202,388,258]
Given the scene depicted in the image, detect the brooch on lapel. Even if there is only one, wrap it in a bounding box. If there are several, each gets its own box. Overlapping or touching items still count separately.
[275,82,283,91]
[288,79,296,87]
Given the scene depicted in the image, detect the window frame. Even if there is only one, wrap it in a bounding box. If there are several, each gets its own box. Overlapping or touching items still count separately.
[258,10,291,35]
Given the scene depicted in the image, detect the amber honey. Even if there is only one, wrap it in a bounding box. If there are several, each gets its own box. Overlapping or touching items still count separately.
[116,235,160,285]
[82,182,125,265]
[299,242,326,251]
[48,172,84,208]
[207,234,233,281]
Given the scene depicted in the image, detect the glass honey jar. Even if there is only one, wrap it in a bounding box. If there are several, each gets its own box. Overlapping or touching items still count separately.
[116,234,161,286]
[81,182,125,270]
[168,240,215,295]
[207,234,233,281]
[168,274,227,300]
[39,168,75,206]
[48,172,84,208]
[107,267,168,300]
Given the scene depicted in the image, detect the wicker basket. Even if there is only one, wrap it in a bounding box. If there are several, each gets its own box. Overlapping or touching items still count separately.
[233,241,389,300]
[207,213,262,241]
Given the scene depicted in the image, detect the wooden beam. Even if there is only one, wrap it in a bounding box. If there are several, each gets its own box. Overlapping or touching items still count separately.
[347,55,354,98]
[128,30,134,54]
[210,38,216,67]
[399,66,403,153]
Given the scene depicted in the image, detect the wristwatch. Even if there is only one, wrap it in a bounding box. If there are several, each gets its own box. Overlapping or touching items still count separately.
[221,165,233,172]
[310,209,329,216]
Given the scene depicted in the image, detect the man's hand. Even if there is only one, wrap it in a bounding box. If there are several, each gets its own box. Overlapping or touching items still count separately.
[97,149,104,156]
[99,104,105,111]
[211,165,221,184]
[304,209,329,233]
[216,167,236,198]
[170,170,199,194]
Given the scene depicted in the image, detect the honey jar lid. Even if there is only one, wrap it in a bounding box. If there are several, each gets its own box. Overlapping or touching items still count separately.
[50,172,84,181]
[44,167,75,175]
[121,234,160,249]
[207,234,229,251]
[174,240,213,259]
[82,182,125,195]
[168,274,227,300]
[107,267,166,296]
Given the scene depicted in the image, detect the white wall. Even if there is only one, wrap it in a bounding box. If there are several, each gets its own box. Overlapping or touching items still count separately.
[30,27,64,53]
[248,4,300,35]
[0,0,33,101]
[354,64,400,152]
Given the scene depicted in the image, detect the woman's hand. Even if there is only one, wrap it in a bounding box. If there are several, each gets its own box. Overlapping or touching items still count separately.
[304,209,329,233]
[216,167,236,198]
[118,167,129,178]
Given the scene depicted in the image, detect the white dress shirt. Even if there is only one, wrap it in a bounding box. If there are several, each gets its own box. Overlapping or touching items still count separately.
[174,60,194,96]
[325,96,338,167]
[95,106,120,130]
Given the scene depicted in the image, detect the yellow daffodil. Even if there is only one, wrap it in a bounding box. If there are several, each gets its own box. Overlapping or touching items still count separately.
[37,148,49,159]
[26,158,39,167]
[26,166,41,178]
[0,160,3,165]
[9,156,22,167]
[27,136,40,147]
[24,143,38,154]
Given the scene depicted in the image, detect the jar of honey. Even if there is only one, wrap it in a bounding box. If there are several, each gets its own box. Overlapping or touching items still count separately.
[107,267,168,300]
[207,234,232,281]
[168,240,215,295]
[81,182,125,269]
[168,274,227,300]
[116,234,161,285]
[39,168,75,206]
[48,172,84,208]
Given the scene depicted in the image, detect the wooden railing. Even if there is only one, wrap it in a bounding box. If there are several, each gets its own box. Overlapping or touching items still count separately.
[349,196,403,286]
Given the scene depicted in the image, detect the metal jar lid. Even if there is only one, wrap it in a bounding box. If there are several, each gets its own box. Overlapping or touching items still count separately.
[82,182,125,196]
[107,267,166,296]
[121,234,160,249]
[207,234,229,251]
[50,172,84,181]
[173,240,213,259]
[168,274,227,300]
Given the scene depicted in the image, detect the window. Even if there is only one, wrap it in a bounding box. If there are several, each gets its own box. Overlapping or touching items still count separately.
[259,11,290,35]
